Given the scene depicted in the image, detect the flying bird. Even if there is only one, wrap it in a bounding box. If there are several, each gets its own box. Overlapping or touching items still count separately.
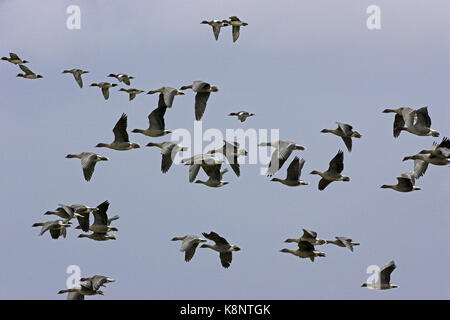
[16,65,42,79]
[361,260,398,290]
[222,16,248,42]
[62,69,89,88]
[321,122,362,152]
[310,150,350,190]
[146,142,188,173]
[271,157,308,187]
[180,81,219,120]
[65,152,108,181]
[90,82,117,100]
[200,20,229,40]
[96,113,141,150]
[107,73,134,86]
[228,111,255,122]
[119,88,145,101]
[1,52,29,65]
[258,140,306,177]
[383,106,439,137]
[171,235,207,262]
[201,232,241,268]
[147,86,184,108]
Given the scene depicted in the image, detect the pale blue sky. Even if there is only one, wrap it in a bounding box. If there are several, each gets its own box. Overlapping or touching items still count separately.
[0,0,448,299]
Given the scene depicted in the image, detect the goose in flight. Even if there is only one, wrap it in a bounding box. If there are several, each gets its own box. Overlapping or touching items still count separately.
[380,173,421,192]
[146,142,188,173]
[80,275,115,291]
[96,113,141,150]
[78,232,116,241]
[284,229,326,246]
[383,107,439,137]
[321,122,362,152]
[181,154,228,187]
[65,152,108,182]
[179,81,219,120]
[119,88,145,101]
[72,204,101,233]
[58,280,104,296]
[228,111,255,122]
[147,86,184,108]
[259,140,306,177]
[271,157,308,187]
[201,20,229,40]
[107,73,134,86]
[132,99,172,137]
[62,69,89,88]
[171,235,207,262]
[222,16,248,42]
[44,204,84,220]
[90,82,117,100]
[310,150,350,190]
[280,240,326,262]
[84,200,119,234]
[1,52,29,65]
[200,232,241,268]
[32,220,72,239]
[326,236,360,252]
[207,140,248,177]
[361,260,398,290]
[16,65,42,79]
[403,153,449,177]
[419,137,450,158]
[181,154,224,181]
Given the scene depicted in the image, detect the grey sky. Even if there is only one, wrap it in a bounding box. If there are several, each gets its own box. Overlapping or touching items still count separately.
[0,0,449,299]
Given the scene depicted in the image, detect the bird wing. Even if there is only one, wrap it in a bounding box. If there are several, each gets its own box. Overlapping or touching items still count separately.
[19,64,34,75]
[302,229,317,240]
[101,87,110,100]
[9,52,20,60]
[397,177,413,189]
[49,228,62,239]
[202,231,230,245]
[335,236,353,251]
[298,240,315,252]
[161,143,177,173]
[379,260,396,285]
[148,104,167,130]
[92,200,109,227]
[286,156,300,181]
[267,145,293,176]
[113,113,130,142]
[189,164,201,183]
[202,164,222,181]
[91,276,108,291]
[414,107,431,128]
[73,71,83,88]
[393,114,405,138]
[67,292,85,300]
[328,150,344,174]
[163,88,176,108]
[232,25,240,42]
[413,159,428,179]
[336,122,353,136]
[81,153,98,182]
[195,92,211,121]
[341,137,353,152]
[220,252,232,268]
[212,24,221,40]
[318,178,333,191]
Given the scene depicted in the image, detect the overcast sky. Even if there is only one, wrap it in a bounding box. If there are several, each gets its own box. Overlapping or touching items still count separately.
[0,0,449,299]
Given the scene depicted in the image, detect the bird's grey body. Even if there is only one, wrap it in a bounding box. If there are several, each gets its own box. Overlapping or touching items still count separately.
[96,113,141,150]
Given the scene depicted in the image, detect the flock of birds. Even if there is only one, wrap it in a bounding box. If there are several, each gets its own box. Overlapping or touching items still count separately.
[3,14,449,299]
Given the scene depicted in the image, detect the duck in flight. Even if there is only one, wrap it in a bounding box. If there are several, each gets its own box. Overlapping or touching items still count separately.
[62,69,89,88]
[16,65,42,79]
[96,113,141,150]
[201,20,229,40]
[108,73,134,86]
[90,82,117,100]
[1,52,29,65]
[222,16,248,42]
[119,88,145,101]
[228,111,255,123]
